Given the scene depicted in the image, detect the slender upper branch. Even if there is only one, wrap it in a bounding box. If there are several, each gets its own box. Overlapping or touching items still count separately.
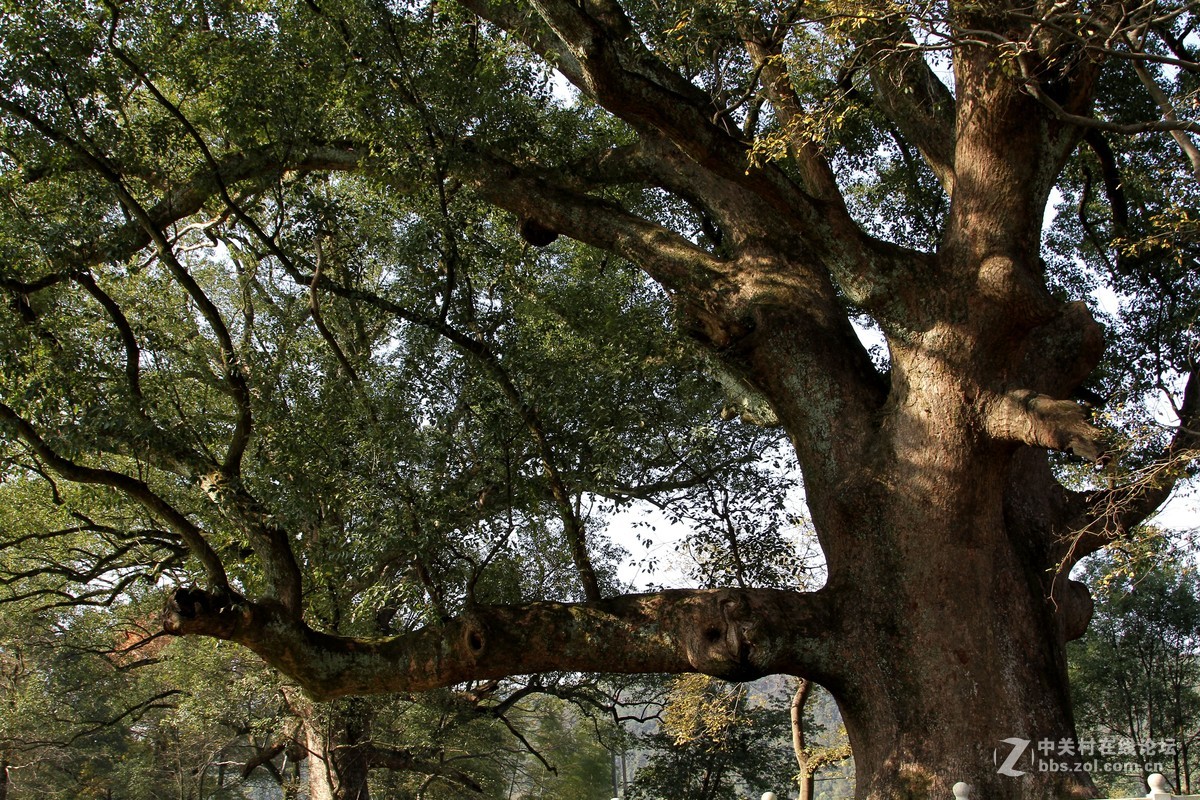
[1019,65,1200,138]
[735,16,847,207]
[0,401,230,591]
[856,21,958,196]
[1124,34,1200,182]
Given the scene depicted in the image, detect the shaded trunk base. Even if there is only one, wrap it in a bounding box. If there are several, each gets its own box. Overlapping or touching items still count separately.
[830,576,1098,800]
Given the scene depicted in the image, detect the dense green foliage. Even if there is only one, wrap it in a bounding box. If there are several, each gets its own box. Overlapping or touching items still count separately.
[626,675,795,800]
[1070,545,1200,796]
[0,2,803,793]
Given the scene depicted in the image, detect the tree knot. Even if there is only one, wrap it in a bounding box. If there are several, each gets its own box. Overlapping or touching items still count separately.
[163,586,249,639]
[684,591,762,681]
[459,615,488,661]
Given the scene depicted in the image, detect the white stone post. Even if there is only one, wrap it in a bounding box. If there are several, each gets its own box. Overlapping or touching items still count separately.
[1147,773,1173,800]
[952,781,971,799]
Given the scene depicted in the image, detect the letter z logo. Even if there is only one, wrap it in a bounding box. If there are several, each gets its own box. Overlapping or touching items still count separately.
[996,738,1031,777]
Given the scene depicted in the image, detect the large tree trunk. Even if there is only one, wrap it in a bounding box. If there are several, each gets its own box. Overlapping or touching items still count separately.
[743,271,1102,800]
[736,290,1100,800]
[829,501,1089,799]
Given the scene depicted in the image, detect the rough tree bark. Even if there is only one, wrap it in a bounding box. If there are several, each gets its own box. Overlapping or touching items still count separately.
[285,693,372,800]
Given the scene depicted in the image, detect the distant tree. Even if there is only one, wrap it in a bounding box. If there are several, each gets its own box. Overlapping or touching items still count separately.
[791,678,853,800]
[0,600,250,800]
[627,674,794,800]
[1070,543,1200,796]
[498,695,616,800]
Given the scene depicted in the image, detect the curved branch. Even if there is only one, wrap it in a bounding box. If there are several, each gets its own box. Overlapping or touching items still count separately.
[163,585,845,701]
[241,740,290,780]
[71,271,145,408]
[458,0,825,235]
[0,96,254,471]
[497,714,556,775]
[0,401,230,591]
[1063,367,1200,562]
[0,98,319,615]
[458,143,727,296]
[455,6,918,329]
[857,24,958,196]
[1084,129,1129,230]
[38,138,360,271]
[9,690,185,749]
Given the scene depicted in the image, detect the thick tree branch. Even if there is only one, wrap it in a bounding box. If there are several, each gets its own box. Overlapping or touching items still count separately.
[68,142,362,269]
[163,586,844,700]
[1084,129,1130,230]
[1013,300,1108,401]
[456,143,727,296]
[983,389,1106,462]
[791,677,815,800]
[455,0,584,85]
[241,740,290,780]
[458,0,829,240]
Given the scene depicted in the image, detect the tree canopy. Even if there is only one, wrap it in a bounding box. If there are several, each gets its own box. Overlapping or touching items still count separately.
[1,1,1198,798]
